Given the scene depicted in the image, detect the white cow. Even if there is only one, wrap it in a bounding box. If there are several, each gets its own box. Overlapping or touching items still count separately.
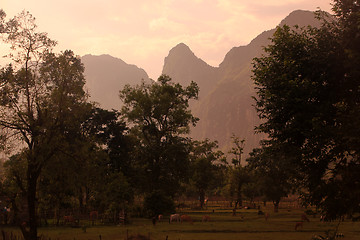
[169,214,180,223]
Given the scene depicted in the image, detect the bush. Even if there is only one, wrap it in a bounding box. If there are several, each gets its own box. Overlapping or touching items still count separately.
[143,190,175,217]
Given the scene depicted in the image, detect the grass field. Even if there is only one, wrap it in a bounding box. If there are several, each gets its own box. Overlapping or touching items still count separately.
[1,206,360,240]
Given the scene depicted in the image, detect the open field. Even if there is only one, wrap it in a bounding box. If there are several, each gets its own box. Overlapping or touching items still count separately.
[1,206,360,240]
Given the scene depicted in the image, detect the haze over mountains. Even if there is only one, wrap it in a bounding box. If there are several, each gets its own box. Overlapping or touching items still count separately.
[82,10,323,156]
[82,54,150,110]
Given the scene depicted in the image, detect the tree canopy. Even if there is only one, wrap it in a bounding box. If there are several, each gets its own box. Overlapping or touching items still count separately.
[0,10,90,240]
[252,0,360,219]
[119,75,199,213]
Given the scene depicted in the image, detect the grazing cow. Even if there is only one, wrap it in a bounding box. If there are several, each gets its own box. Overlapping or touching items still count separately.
[169,214,180,223]
[301,214,310,222]
[202,215,211,222]
[180,214,193,224]
[295,222,303,231]
[90,211,98,226]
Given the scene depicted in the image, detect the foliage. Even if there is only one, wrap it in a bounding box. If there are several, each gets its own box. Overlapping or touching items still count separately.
[83,108,132,173]
[228,134,245,166]
[119,75,198,200]
[225,136,248,208]
[189,139,226,208]
[247,142,294,212]
[143,190,175,217]
[252,0,360,219]
[0,10,89,240]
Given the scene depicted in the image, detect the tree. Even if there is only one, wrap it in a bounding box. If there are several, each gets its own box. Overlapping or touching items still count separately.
[226,136,247,208]
[247,143,294,212]
[241,169,262,207]
[80,107,134,221]
[228,134,245,166]
[0,10,89,240]
[252,0,360,219]
[119,75,198,209]
[189,139,226,209]
[83,107,133,177]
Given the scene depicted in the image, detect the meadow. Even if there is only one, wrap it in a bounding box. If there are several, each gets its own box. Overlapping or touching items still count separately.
[1,202,360,240]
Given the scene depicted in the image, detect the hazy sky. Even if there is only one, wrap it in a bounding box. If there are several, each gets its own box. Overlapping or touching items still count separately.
[2,0,332,79]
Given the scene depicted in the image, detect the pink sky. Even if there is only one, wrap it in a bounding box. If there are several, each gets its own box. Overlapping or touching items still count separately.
[1,0,332,79]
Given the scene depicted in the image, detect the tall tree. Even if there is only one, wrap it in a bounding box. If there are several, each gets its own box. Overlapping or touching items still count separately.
[247,142,294,212]
[0,10,89,240]
[228,134,245,166]
[189,139,225,209]
[252,0,360,219]
[119,75,198,206]
[80,107,134,220]
[226,136,247,208]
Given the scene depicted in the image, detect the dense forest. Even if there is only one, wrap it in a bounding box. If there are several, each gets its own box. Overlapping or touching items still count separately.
[0,1,359,240]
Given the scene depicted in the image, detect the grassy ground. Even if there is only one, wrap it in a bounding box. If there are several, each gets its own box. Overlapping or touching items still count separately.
[1,207,360,240]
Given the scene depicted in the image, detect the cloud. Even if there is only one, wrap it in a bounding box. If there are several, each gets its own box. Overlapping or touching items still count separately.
[149,17,186,32]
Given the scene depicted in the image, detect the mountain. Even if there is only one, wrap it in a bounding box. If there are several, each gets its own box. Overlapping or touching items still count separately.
[82,54,149,110]
[163,43,218,100]
[81,10,323,157]
[162,10,322,157]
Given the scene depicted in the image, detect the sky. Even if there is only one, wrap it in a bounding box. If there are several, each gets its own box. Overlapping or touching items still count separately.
[1,0,332,79]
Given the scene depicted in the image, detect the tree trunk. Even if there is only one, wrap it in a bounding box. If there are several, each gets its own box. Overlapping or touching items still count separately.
[236,195,242,208]
[199,190,205,209]
[27,175,38,240]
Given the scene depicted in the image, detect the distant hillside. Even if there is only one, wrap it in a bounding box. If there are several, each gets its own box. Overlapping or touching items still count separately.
[81,10,324,157]
[162,10,323,156]
[82,54,149,110]
[163,43,218,101]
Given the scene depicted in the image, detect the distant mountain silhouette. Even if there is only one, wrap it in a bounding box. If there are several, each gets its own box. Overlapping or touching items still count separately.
[82,54,149,110]
[163,43,218,101]
[81,10,324,157]
[162,10,323,157]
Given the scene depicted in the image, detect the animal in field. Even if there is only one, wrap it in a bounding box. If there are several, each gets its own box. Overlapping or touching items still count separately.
[180,214,193,224]
[202,215,211,222]
[295,221,303,231]
[169,214,180,223]
[301,214,310,222]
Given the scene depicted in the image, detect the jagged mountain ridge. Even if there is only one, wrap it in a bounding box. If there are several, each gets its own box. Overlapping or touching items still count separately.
[162,10,322,156]
[162,43,219,100]
[82,10,322,157]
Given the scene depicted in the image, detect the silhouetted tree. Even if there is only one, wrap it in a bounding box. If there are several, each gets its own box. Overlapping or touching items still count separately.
[0,10,89,240]
[119,75,198,213]
[189,139,226,208]
[252,0,360,219]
